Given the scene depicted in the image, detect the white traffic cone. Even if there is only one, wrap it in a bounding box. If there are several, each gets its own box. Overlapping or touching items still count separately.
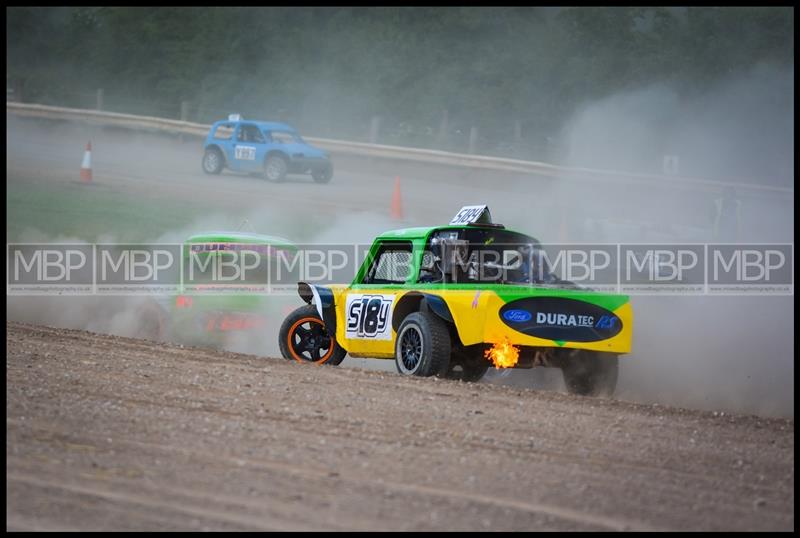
[80,142,93,183]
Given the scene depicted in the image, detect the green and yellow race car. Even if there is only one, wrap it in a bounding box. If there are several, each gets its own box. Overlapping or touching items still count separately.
[279,206,633,396]
[136,231,299,350]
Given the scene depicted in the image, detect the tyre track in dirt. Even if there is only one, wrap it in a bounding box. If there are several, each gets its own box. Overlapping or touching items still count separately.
[11,325,789,495]
[6,322,793,531]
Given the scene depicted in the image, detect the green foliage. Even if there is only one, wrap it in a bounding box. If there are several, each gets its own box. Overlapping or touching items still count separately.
[7,7,793,155]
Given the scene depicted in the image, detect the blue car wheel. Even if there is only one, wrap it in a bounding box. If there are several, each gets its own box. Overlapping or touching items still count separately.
[264,153,288,182]
[202,147,224,175]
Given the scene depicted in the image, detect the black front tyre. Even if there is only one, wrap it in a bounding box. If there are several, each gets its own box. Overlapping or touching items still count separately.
[395,312,451,377]
[202,147,224,174]
[561,350,619,396]
[133,299,167,341]
[311,162,334,183]
[278,304,347,365]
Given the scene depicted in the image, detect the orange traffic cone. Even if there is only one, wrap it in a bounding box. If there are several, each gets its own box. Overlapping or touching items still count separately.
[80,142,93,183]
[390,176,403,220]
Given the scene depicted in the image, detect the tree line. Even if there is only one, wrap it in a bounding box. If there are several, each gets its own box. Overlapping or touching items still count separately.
[6,7,794,157]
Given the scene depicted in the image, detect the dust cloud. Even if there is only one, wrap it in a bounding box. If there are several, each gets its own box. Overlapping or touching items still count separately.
[519,63,795,417]
[559,63,794,189]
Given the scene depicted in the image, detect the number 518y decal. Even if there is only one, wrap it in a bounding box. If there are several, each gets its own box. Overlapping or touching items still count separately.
[345,294,395,340]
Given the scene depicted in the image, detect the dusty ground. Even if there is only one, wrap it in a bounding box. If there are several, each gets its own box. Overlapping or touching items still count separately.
[6,322,794,531]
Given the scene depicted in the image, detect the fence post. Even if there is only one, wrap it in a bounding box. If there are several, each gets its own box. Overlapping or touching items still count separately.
[177,100,191,143]
[96,88,104,110]
[369,115,381,144]
[663,155,680,176]
[468,126,478,154]
[8,79,24,102]
[436,109,449,146]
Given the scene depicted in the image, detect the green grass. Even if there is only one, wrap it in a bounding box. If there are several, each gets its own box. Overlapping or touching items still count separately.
[7,179,214,243]
[7,176,334,245]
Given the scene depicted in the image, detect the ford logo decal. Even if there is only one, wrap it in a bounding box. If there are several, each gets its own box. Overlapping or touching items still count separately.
[503,309,532,323]
[499,297,624,342]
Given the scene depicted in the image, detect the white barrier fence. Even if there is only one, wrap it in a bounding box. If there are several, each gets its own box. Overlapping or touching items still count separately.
[6,101,792,194]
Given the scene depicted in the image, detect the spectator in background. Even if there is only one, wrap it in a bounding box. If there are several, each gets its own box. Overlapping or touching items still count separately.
[713,187,742,243]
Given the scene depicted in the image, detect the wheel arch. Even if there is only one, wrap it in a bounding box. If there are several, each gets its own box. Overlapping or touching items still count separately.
[204,143,228,168]
[264,149,290,164]
[392,292,459,344]
[297,282,337,337]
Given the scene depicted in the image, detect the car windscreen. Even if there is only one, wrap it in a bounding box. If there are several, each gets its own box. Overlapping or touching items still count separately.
[267,130,302,144]
[421,228,552,284]
[182,243,293,287]
[213,123,235,140]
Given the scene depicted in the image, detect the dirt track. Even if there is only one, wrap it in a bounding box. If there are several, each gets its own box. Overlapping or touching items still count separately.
[6,322,794,531]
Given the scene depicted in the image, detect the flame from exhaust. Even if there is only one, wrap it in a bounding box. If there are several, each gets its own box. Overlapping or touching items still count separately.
[484,337,520,368]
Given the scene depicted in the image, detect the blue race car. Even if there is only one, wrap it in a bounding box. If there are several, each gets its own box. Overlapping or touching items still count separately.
[201,116,333,183]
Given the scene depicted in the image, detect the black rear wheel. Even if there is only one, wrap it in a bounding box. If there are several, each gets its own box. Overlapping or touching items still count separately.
[443,346,490,382]
[561,350,618,396]
[134,299,167,341]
